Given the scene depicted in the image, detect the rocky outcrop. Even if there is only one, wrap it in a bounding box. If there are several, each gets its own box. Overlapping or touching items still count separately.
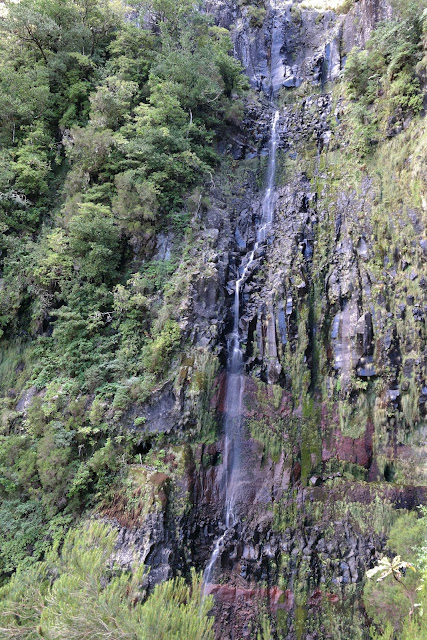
[342,0,393,52]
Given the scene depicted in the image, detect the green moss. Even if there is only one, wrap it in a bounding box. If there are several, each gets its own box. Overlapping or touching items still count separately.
[295,603,307,640]
[301,398,322,485]
[307,490,402,537]
[187,349,219,442]
[338,392,370,439]
[276,605,288,636]
[272,489,299,533]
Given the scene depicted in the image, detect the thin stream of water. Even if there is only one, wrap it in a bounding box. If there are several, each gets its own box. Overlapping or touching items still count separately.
[203,108,280,591]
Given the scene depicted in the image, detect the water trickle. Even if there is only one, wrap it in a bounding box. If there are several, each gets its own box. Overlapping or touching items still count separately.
[203,109,280,592]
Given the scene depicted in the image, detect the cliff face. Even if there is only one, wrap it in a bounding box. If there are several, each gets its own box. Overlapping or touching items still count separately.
[110,1,426,638]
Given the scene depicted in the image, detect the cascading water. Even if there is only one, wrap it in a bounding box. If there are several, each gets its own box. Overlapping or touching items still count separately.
[203,109,280,591]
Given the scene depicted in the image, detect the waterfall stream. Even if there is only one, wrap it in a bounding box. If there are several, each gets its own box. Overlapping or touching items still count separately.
[203,109,280,590]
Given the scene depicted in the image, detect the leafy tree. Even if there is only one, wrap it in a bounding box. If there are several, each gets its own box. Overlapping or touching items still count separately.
[3,0,62,63]
[112,170,158,239]
[0,64,51,145]
[63,126,114,195]
[139,0,199,35]
[344,10,424,154]
[13,124,52,198]
[31,229,73,290]
[90,75,138,129]
[45,283,117,381]
[67,202,120,282]
[107,24,157,86]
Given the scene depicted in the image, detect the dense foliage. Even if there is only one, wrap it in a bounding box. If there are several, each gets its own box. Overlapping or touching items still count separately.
[0,0,245,576]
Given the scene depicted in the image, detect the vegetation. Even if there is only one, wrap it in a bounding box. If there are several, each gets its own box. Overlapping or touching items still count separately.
[0,0,425,638]
[265,2,427,634]
[299,0,355,11]
[0,0,245,577]
[0,521,214,639]
[343,4,425,155]
[364,508,427,640]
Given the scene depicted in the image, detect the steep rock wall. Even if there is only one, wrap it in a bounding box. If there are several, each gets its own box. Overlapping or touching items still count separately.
[110,1,426,638]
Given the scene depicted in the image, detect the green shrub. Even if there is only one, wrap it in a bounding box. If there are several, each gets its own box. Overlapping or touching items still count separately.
[364,509,427,636]
[247,6,266,28]
[0,521,214,640]
[144,320,181,376]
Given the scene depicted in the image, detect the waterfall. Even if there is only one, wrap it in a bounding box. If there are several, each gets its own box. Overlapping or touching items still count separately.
[203,108,280,590]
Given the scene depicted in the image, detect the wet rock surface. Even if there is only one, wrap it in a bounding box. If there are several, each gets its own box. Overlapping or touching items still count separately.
[111,1,426,638]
